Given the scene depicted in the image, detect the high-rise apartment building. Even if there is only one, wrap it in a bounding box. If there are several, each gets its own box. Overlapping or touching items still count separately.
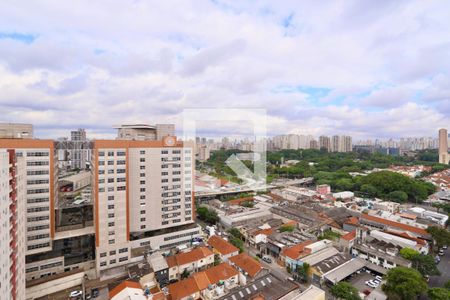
[92,135,200,276]
[69,128,90,170]
[0,149,26,300]
[0,123,33,139]
[319,136,331,152]
[331,135,340,152]
[114,124,175,141]
[439,128,449,164]
[0,138,57,256]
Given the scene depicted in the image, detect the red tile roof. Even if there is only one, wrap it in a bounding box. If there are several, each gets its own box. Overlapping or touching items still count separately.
[341,230,356,241]
[360,214,428,236]
[167,277,199,300]
[281,240,314,260]
[345,216,359,225]
[109,280,142,299]
[228,253,263,278]
[254,228,273,236]
[204,262,239,284]
[166,246,213,267]
[208,235,239,256]
[167,263,238,300]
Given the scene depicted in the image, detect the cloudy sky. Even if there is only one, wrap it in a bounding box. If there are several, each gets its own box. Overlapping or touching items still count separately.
[0,0,449,140]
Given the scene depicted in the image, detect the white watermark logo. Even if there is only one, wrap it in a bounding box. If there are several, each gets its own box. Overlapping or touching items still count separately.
[182,108,267,191]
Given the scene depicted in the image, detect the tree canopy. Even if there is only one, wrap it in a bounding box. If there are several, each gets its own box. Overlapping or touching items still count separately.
[382,267,427,300]
[196,206,219,225]
[427,226,450,249]
[427,288,450,300]
[330,282,362,300]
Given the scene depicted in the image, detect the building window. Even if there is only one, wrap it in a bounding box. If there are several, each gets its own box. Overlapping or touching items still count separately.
[108,196,114,201]
[140,210,145,214]
[140,166,145,170]
[108,240,115,245]
[108,222,115,227]
[110,259,116,264]
[107,160,114,165]
[110,250,116,255]
[119,257,128,262]
[108,151,114,156]
[140,150,145,155]
[117,151,126,156]
[140,158,145,162]
[119,248,128,253]
[100,262,107,267]
[100,252,107,257]
[108,204,114,209]
[108,178,114,183]
[108,213,115,218]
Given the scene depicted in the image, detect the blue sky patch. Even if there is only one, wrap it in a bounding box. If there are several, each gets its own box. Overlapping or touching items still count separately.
[0,32,36,44]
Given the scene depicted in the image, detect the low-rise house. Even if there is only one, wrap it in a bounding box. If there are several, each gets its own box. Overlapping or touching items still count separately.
[167,263,239,300]
[373,201,400,214]
[109,280,165,300]
[359,213,430,239]
[228,253,265,280]
[280,240,314,271]
[207,235,239,261]
[166,247,214,281]
[351,228,412,269]
[338,230,356,253]
[248,228,273,249]
[148,252,169,286]
[279,285,326,300]
[299,247,350,283]
[342,217,359,232]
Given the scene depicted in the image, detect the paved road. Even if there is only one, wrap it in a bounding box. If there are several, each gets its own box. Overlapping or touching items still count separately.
[429,248,449,288]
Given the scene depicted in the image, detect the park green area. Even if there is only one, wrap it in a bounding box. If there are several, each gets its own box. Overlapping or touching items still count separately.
[201,148,449,204]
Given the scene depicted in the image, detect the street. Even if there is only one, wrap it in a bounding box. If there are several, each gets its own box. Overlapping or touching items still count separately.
[429,247,450,288]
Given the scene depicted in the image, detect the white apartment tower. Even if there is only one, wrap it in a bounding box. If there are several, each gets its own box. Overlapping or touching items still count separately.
[0,149,26,300]
[0,138,57,256]
[439,128,449,164]
[93,135,199,276]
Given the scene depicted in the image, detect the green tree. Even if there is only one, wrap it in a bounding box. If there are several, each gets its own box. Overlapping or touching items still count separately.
[445,280,450,290]
[229,237,244,253]
[214,254,221,266]
[296,263,310,283]
[388,190,408,203]
[181,269,190,279]
[428,288,450,300]
[411,254,440,276]
[227,227,243,240]
[196,206,219,224]
[330,282,362,300]
[279,225,295,232]
[360,184,378,197]
[399,247,420,260]
[427,226,450,250]
[382,267,427,300]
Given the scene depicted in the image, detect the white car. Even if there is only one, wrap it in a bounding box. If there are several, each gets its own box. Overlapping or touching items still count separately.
[365,281,377,288]
[439,249,445,256]
[375,275,383,281]
[70,290,83,298]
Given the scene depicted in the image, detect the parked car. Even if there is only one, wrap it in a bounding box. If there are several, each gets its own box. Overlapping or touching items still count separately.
[443,245,448,250]
[91,288,99,298]
[439,249,445,256]
[375,275,383,281]
[365,281,377,288]
[69,290,83,298]
[262,256,272,263]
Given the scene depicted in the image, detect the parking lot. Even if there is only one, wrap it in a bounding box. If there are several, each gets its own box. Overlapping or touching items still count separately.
[347,271,380,294]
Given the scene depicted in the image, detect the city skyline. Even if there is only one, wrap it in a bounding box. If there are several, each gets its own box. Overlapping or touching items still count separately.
[0,1,449,139]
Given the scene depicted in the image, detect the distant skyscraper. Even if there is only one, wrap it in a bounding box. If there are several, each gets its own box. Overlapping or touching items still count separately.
[70,128,90,169]
[319,136,331,152]
[439,128,449,164]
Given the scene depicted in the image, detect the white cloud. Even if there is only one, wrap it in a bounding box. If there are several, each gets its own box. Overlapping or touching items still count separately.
[0,0,449,139]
